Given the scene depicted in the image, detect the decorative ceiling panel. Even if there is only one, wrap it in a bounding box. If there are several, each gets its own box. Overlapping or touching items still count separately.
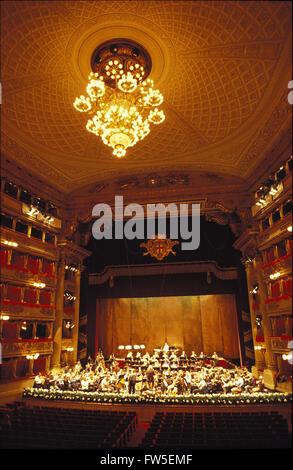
[1,1,291,197]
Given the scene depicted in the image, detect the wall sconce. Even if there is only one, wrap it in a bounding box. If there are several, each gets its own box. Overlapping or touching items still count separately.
[3,240,18,247]
[26,353,39,360]
[255,315,262,328]
[0,315,10,320]
[270,272,280,280]
[250,284,259,295]
[34,282,46,288]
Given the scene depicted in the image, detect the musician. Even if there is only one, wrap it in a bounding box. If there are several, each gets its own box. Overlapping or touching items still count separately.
[212,351,219,366]
[163,342,169,353]
[184,369,192,392]
[33,373,44,389]
[146,364,155,388]
[135,369,143,393]
[128,369,137,394]
[198,376,208,394]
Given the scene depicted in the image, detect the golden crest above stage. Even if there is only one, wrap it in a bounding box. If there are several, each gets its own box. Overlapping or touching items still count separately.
[140,236,179,261]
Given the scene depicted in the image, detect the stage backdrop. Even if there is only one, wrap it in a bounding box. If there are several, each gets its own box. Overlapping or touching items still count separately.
[96,294,240,360]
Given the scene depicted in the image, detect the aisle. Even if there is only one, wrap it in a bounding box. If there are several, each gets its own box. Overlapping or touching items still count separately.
[126,423,150,448]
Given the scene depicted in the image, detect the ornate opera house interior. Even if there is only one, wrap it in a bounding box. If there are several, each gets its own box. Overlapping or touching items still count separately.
[0,0,292,452]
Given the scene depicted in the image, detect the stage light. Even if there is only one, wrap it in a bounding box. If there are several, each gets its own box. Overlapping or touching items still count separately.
[288,226,292,232]
[140,345,146,349]
[133,345,140,349]
[34,353,39,359]
[118,345,125,350]
[125,345,132,350]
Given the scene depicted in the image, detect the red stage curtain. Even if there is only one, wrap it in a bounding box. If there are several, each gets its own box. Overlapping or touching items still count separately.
[1,250,8,264]
[23,288,37,303]
[33,356,46,375]
[27,256,39,272]
[39,291,51,305]
[2,321,18,340]
[7,285,21,301]
[271,282,280,298]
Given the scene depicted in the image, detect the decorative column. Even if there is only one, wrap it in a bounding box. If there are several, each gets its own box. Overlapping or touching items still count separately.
[71,266,81,364]
[245,260,265,377]
[51,256,65,370]
[32,321,37,339]
[255,255,277,389]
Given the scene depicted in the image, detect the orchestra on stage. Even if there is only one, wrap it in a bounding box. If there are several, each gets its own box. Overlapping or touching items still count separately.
[33,343,266,396]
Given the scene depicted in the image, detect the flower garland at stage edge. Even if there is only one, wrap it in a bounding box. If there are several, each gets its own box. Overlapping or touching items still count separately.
[23,388,292,406]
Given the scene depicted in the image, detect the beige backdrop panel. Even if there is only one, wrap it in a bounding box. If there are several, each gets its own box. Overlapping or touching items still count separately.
[97,295,239,359]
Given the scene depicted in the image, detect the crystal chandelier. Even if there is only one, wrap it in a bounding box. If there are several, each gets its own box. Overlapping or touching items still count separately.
[73,39,165,158]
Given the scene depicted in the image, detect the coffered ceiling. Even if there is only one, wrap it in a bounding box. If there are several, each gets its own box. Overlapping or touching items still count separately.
[1,1,292,206]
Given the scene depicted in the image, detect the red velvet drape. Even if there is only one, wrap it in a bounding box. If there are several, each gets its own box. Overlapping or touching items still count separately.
[27,256,39,272]
[283,278,292,295]
[39,291,51,305]
[6,285,21,301]
[23,288,37,303]
[16,357,28,377]
[0,359,15,380]
[271,282,280,298]
[275,317,286,336]
[42,260,53,275]
[266,247,275,263]
[2,321,18,340]
[11,252,25,267]
[33,356,46,375]
[0,249,8,264]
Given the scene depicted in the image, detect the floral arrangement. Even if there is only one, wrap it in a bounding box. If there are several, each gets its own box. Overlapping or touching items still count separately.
[23,388,292,405]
